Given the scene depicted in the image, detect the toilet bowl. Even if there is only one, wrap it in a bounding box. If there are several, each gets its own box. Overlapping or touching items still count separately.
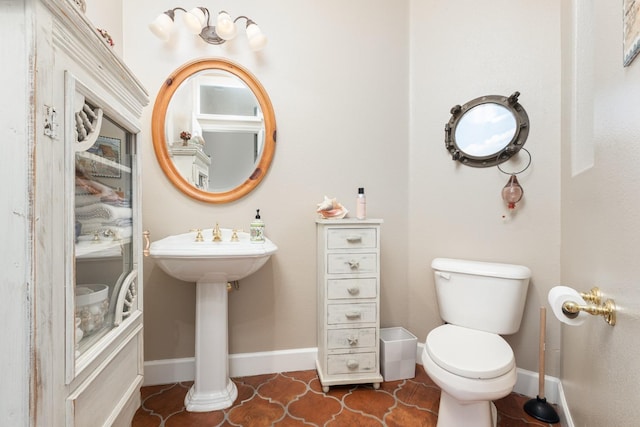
[422,324,517,427]
[424,258,531,427]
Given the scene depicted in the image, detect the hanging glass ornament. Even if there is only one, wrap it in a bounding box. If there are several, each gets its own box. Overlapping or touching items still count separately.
[497,148,531,211]
[502,174,524,209]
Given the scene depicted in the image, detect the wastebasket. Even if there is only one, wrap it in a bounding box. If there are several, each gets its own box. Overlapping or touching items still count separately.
[380,327,418,381]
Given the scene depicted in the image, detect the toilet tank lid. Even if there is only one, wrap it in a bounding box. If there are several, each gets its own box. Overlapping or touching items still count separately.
[431,258,531,279]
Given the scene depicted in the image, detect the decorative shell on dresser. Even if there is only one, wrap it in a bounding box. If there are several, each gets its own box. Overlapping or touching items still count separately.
[317,195,349,219]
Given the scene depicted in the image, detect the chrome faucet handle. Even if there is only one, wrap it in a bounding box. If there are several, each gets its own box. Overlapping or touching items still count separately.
[212,223,222,242]
[190,228,204,242]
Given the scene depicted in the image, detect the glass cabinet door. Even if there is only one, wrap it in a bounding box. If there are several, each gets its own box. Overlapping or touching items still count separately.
[73,110,137,359]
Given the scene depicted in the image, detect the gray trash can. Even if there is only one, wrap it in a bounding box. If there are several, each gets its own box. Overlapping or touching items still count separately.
[380,327,418,381]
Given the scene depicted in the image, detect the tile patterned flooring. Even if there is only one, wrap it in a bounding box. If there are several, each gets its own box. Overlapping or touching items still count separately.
[132,365,559,427]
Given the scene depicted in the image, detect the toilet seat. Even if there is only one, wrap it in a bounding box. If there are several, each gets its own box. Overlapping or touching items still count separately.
[426,324,514,379]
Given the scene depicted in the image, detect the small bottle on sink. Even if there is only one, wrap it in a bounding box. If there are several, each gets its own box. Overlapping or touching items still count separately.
[250,209,265,243]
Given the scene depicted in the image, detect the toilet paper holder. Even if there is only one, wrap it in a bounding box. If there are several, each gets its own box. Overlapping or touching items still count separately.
[562,287,616,326]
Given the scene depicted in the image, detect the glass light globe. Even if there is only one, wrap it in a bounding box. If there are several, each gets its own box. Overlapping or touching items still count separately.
[246,23,267,51]
[183,7,206,34]
[216,11,237,40]
[149,13,174,41]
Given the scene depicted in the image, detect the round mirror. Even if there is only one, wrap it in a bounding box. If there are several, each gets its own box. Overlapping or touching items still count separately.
[444,92,529,167]
[151,58,276,203]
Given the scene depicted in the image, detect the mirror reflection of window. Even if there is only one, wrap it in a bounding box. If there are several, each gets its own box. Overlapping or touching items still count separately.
[196,75,263,192]
[200,85,258,116]
[203,131,259,192]
[165,69,265,192]
[454,104,517,156]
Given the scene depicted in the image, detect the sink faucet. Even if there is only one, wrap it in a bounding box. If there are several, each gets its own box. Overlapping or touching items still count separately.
[190,229,204,242]
[212,223,222,242]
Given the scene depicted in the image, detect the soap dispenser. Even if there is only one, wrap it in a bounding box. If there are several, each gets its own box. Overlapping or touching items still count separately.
[250,209,265,243]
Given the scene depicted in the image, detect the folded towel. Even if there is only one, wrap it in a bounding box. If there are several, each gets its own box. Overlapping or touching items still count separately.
[75,194,102,207]
[75,202,132,221]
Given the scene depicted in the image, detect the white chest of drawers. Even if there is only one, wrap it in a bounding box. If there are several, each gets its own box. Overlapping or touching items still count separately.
[316,218,383,392]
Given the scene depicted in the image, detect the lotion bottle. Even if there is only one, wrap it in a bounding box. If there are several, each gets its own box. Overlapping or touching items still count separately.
[356,187,366,220]
[250,209,265,242]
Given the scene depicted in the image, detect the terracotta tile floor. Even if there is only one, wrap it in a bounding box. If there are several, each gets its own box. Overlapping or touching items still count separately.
[132,365,559,426]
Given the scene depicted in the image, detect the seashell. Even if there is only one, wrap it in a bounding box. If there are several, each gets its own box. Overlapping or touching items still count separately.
[319,208,348,219]
[316,195,348,219]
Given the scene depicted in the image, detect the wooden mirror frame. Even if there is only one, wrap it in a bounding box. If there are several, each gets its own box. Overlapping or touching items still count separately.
[151,58,277,203]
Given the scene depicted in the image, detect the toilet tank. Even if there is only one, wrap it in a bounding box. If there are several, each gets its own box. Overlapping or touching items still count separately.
[431,258,531,335]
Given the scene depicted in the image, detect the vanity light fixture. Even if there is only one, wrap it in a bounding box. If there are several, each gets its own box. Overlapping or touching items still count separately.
[149,7,267,51]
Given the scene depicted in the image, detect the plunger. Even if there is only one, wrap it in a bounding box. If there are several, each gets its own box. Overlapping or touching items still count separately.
[524,307,560,423]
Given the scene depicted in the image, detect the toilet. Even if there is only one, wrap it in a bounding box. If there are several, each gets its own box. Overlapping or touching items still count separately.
[421,258,531,427]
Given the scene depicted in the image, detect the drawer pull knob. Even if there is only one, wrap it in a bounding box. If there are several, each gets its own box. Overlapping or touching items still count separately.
[347,359,359,370]
[345,311,362,320]
[346,235,362,243]
[347,260,360,269]
[347,336,359,346]
[347,287,360,295]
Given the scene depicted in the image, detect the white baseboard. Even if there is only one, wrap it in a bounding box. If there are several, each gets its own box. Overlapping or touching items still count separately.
[144,344,572,426]
[513,367,561,404]
[143,347,317,387]
[556,381,575,427]
[512,369,573,427]
[143,357,196,386]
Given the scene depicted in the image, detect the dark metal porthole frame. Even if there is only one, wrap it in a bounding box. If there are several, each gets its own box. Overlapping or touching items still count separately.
[444,91,529,168]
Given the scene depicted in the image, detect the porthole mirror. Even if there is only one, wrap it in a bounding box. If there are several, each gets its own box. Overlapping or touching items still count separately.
[444,91,529,167]
[151,58,276,203]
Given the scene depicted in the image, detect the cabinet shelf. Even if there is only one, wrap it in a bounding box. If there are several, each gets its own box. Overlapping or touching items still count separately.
[76,151,132,174]
[76,238,130,259]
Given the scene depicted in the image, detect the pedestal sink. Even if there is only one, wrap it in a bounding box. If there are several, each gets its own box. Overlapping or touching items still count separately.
[149,228,277,412]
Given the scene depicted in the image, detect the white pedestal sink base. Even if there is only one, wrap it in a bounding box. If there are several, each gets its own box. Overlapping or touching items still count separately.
[149,229,278,412]
[184,379,238,412]
[185,280,237,412]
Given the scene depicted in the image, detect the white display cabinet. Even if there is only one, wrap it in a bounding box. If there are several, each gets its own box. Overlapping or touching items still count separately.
[1,1,148,425]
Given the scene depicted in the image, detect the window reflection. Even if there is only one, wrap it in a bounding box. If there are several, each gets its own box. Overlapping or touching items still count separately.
[454,104,517,156]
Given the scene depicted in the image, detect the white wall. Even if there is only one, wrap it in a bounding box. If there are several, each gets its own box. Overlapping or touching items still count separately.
[121,0,562,374]
[408,0,562,375]
[561,0,640,425]
[122,0,410,359]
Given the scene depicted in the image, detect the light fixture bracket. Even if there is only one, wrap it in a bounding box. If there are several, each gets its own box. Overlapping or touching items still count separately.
[199,26,225,45]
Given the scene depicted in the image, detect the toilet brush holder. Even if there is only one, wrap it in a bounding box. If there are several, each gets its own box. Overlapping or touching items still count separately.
[524,307,560,424]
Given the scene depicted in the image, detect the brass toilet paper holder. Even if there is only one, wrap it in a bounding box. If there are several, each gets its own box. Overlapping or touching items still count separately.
[561,287,616,326]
